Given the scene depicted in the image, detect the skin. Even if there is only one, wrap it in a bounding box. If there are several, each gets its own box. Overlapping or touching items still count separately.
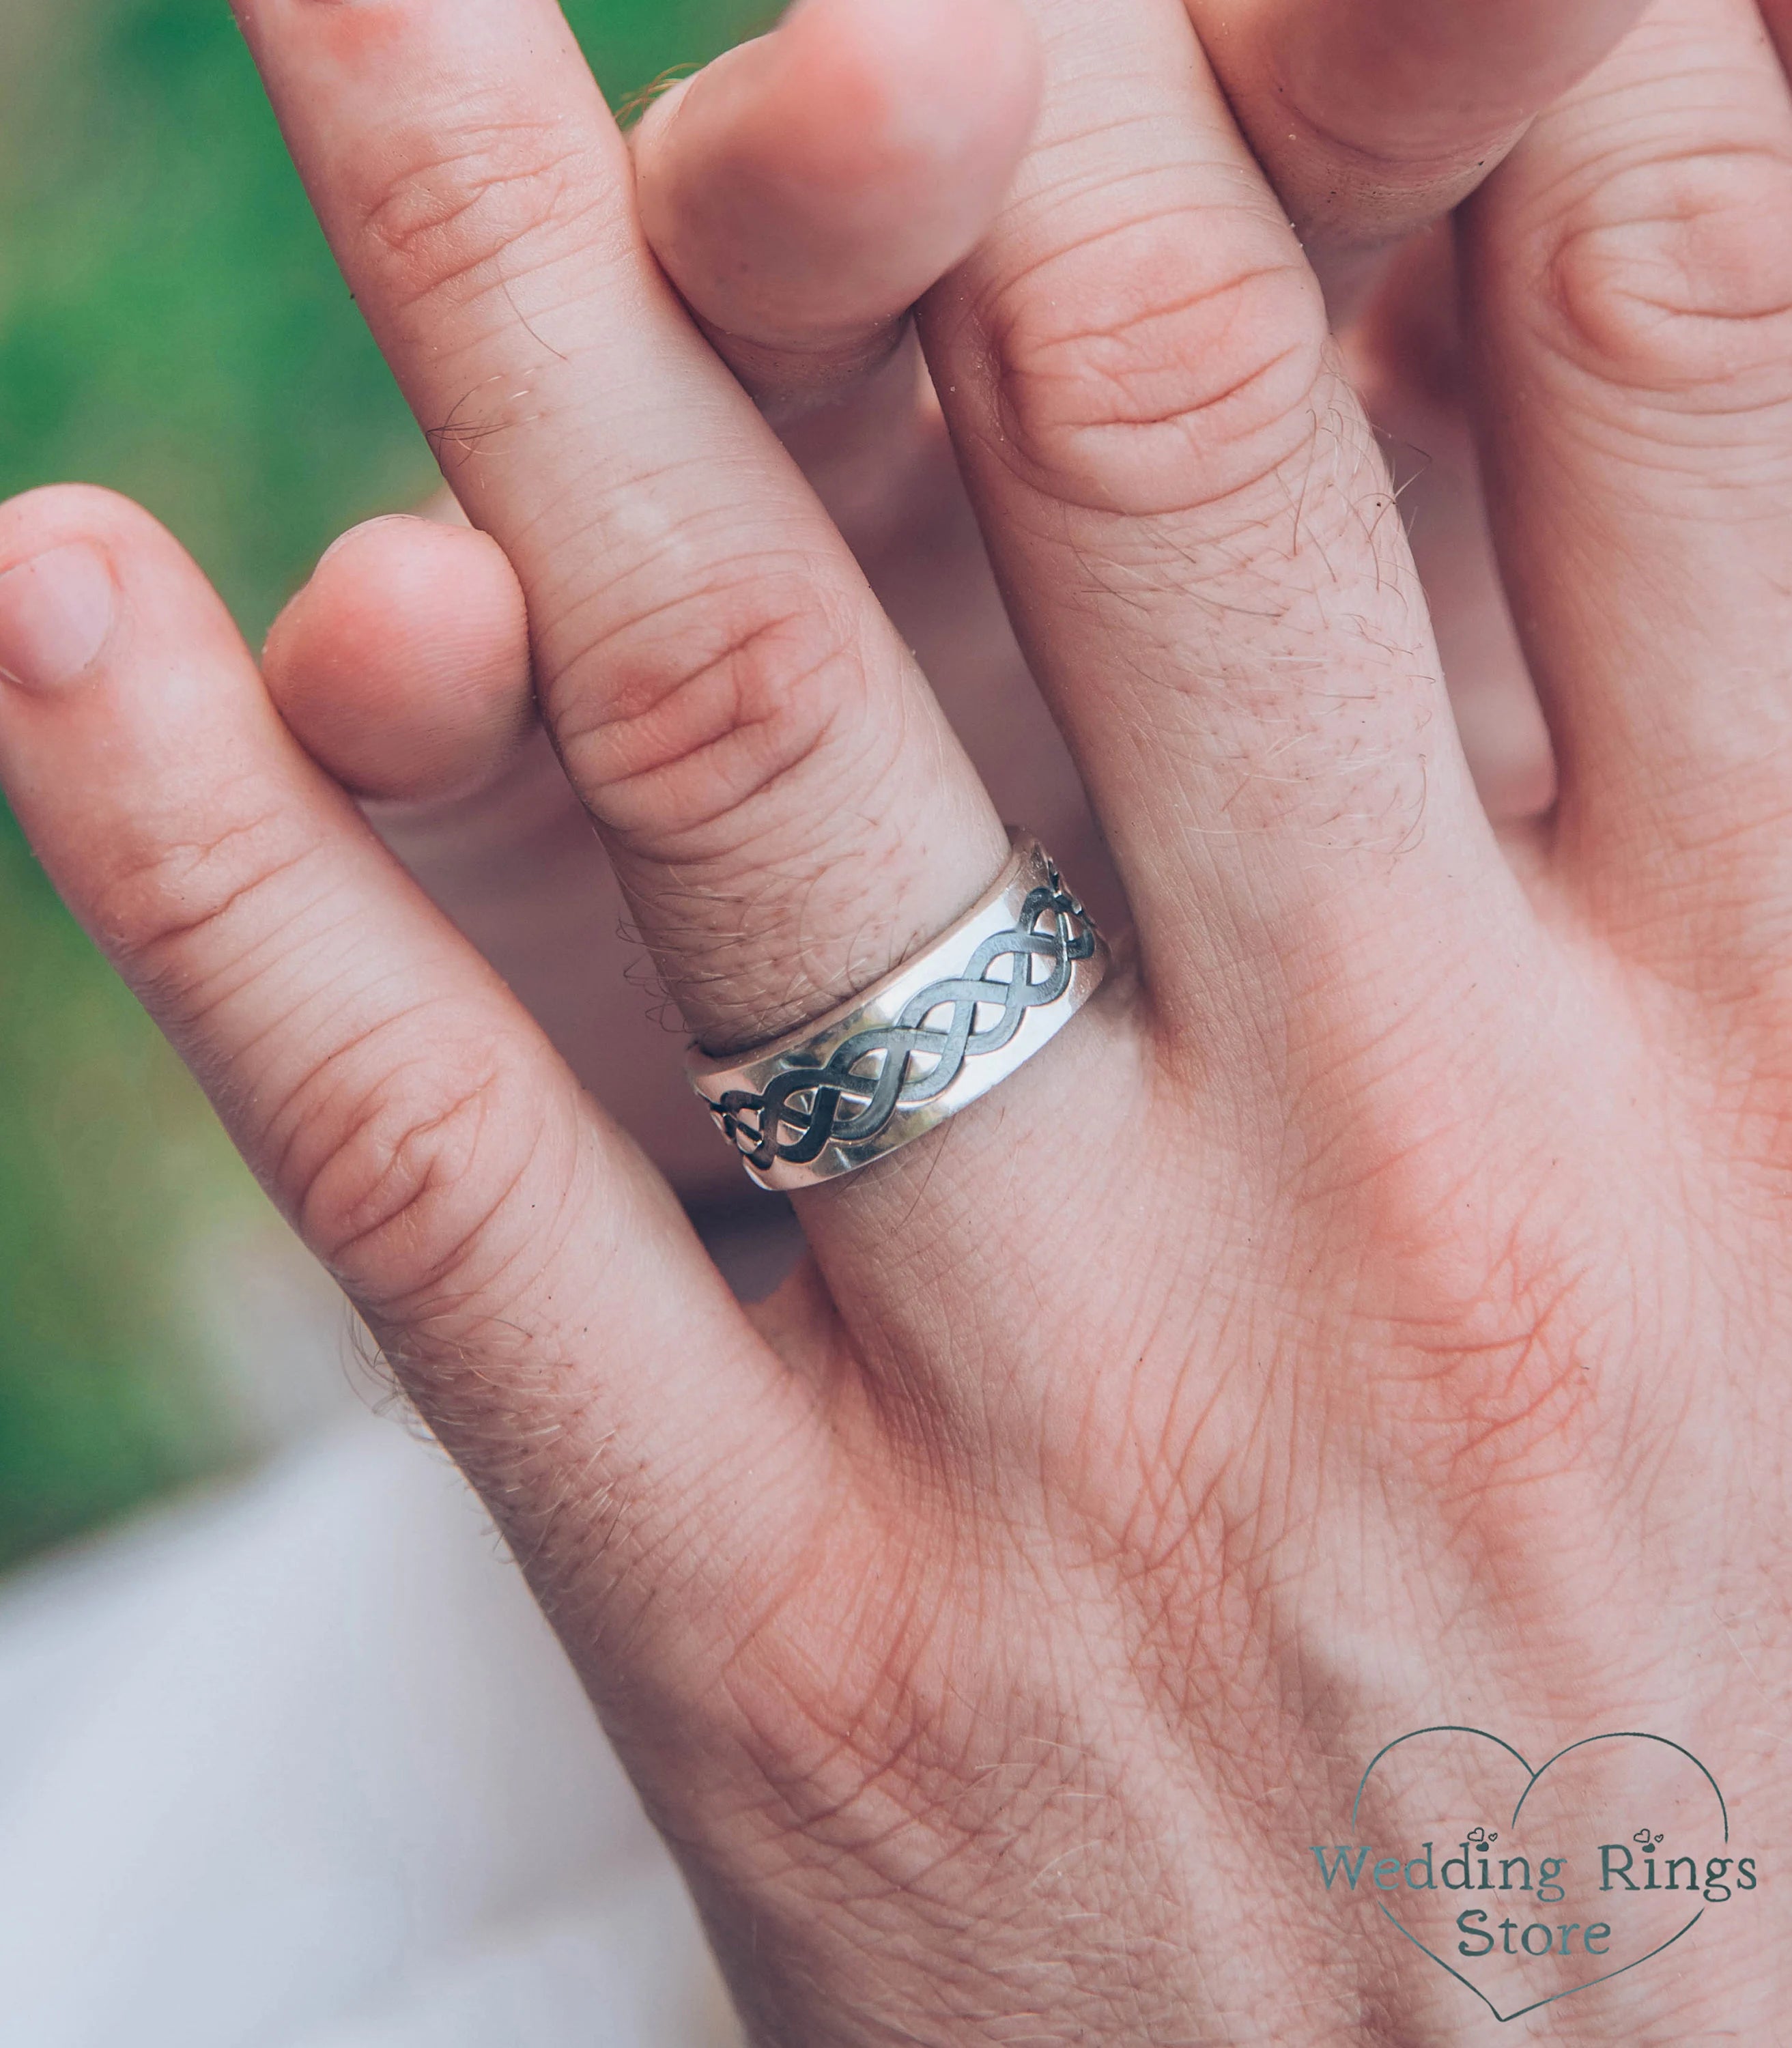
[1,0,1789,2038]
[261,0,1565,1199]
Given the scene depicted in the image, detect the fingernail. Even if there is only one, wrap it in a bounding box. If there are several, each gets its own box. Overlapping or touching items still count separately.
[0,541,118,694]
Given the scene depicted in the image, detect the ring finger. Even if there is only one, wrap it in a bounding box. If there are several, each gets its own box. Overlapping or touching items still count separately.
[231,0,1008,1065]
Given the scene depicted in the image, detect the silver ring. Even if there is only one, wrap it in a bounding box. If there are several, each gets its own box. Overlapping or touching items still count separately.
[687,830,1109,1192]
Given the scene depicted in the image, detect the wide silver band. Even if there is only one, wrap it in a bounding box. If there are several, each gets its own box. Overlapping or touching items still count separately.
[687,831,1109,1192]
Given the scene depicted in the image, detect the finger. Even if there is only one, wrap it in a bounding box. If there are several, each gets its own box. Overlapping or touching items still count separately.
[1341,225,1558,826]
[634,0,1042,416]
[265,509,790,1204]
[1192,0,1649,273]
[270,492,1116,1207]
[231,0,1008,1060]
[0,485,826,1669]
[264,512,535,804]
[918,0,1524,1058]
[1461,0,1792,976]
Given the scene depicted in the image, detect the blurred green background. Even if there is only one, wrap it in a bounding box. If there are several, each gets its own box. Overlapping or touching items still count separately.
[0,0,767,1571]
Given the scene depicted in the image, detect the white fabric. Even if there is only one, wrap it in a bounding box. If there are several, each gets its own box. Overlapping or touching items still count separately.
[0,1410,738,2047]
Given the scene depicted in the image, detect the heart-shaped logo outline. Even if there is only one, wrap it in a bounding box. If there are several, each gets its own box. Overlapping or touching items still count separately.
[1351,1726,1729,2025]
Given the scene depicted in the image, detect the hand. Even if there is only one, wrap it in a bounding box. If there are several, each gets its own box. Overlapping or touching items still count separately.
[255,0,1586,1200]
[2,1,1787,2043]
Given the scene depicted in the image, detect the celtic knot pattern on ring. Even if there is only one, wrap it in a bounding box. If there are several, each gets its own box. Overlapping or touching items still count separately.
[712,871,1098,1173]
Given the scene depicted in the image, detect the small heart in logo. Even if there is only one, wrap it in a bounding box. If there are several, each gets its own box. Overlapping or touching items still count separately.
[1344,1726,1731,2023]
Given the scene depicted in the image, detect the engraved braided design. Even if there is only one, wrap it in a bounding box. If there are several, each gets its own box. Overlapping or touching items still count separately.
[713,872,1096,1173]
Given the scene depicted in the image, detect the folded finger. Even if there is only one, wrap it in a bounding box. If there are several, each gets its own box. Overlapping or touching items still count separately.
[1193,0,1649,272]
[264,511,535,804]
[0,484,822,1660]
[264,509,785,1204]
[634,0,1041,416]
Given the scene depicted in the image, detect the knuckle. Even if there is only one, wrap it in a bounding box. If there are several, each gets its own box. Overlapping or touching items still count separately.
[88,776,567,1341]
[551,551,870,862]
[1539,142,1792,403]
[351,101,620,317]
[284,1032,554,1322]
[107,798,326,1012]
[974,195,1327,517]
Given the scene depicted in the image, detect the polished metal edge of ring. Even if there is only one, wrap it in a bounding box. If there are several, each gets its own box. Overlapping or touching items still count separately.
[686,829,1109,1193]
